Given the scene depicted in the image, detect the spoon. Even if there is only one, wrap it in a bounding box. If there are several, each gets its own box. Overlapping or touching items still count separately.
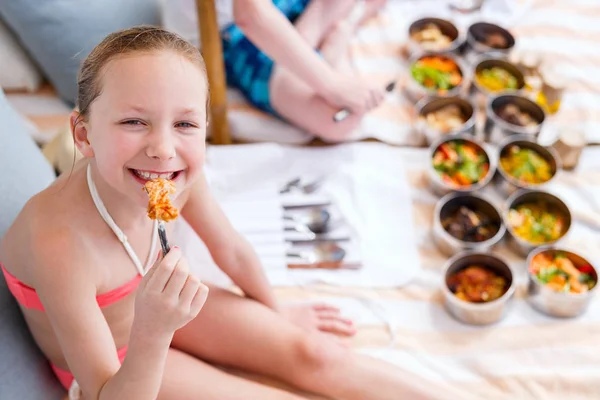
[287,242,354,269]
[280,176,326,194]
[284,208,332,234]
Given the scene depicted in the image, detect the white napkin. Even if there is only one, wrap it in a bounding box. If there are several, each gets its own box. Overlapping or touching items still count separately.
[192,142,422,288]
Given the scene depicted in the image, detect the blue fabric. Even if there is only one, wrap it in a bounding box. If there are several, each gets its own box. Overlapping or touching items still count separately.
[222,0,311,115]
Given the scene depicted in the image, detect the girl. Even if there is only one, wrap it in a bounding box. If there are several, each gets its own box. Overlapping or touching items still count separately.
[0,26,464,400]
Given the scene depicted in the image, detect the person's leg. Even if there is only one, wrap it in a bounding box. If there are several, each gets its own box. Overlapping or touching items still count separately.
[159,348,306,400]
[171,284,476,400]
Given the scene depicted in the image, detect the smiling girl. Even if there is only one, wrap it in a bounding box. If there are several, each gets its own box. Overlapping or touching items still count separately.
[0,26,464,400]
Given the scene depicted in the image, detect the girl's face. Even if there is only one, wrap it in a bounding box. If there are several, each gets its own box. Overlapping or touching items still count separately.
[79,50,208,207]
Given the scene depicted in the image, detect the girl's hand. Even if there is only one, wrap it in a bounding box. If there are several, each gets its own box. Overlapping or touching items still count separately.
[132,247,209,341]
[322,76,386,114]
[280,303,356,336]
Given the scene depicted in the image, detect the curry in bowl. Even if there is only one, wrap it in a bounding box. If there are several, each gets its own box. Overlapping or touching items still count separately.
[447,265,509,303]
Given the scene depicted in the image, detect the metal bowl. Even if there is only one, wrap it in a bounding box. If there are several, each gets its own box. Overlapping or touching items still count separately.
[428,133,496,196]
[433,192,506,257]
[495,134,562,196]
[472,57,525,97]
[484,94,546,145]
[465,22,516,65]
[408,18,463,56]
[442,251,516,325]
[526,246,598,318]
[503,189,572,257]
[415,96,476,145]
[406,52,470,103]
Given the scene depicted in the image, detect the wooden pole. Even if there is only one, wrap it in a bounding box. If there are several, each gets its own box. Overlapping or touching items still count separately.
[196,0,231,144]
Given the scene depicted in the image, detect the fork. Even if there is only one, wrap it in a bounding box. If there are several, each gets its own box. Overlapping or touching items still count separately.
[157,220,171,257]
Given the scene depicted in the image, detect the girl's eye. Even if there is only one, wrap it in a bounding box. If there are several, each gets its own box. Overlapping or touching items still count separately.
[122,120,143,126]
[176,122,196,129]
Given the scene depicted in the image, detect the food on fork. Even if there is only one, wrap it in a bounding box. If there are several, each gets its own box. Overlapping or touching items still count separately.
[144,178,179,222]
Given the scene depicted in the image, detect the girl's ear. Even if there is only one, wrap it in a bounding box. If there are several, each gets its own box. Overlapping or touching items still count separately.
[70,111,94,158]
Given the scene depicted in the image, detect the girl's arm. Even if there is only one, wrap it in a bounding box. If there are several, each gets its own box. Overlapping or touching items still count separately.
[33,227,171,400]
[181,172,279,310]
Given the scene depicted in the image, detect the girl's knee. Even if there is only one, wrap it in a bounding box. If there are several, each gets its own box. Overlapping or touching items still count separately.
[292,332,349,371]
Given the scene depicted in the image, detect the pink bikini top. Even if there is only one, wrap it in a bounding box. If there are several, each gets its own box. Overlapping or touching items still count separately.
[0,164,158,311]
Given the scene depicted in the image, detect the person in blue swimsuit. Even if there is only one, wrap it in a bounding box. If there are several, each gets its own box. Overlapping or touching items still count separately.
[222,0,388,141]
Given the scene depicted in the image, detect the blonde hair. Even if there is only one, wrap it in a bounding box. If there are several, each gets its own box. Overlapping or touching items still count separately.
[76,25,209,123]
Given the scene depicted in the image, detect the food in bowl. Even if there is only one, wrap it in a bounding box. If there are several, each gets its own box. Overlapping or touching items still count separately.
[500,145,553,185]
[447,265,509,303]
[442,206,500,242]
[508,202,567,244]
[530,251,597,294]
[496,104,539,128]
[410,23,453,51]
[432,140,490,187]
[483,32,509,49]
[420,104,467,133]
[411,56,462,95]
[475,67,519,92]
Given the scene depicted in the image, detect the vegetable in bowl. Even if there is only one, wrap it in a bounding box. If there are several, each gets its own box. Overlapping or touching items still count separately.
[411,55,463,95]
[432,139,490,187]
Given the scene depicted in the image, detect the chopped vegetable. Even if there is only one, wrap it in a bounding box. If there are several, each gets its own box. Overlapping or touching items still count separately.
[500,145,553,185]
[476,67,519,92]
[530,252,597,294]
[508,202,566,244]
[411,56,462,95]
[432,140,489,188]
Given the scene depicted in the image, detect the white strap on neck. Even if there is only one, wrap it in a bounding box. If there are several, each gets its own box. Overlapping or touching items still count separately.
[86,164,158,276]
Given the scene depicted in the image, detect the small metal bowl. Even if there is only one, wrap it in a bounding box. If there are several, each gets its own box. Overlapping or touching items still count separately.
[472,57,525,97]
[503,189,572,257]
[526,246,598,318]
[415,96,476,145]
[408,18,463,56]
[484,94,546,144]
[406,52,470,103]
[464,22,516,65]
[442,251,516,325]
[428,133,496,196]
[495,134,562,196]
[433,192,506,257]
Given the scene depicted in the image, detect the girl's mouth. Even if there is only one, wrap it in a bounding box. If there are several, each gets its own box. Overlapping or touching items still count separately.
[129,169,183,183]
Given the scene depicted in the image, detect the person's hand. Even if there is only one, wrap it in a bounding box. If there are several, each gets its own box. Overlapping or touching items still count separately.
[280,303,356,336]
[322,75,386,114]
[132,247,209,341]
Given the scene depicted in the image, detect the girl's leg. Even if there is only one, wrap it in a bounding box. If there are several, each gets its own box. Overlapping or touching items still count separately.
[269,20,359,141]
[171,285,475,400]
[159,348,306,400]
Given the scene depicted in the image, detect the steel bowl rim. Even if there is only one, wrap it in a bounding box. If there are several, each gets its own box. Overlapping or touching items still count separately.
[526,245,599,298]
[503,189,572,248]
[486,93,546,135]
[408,17,464,53]
[496,134,563,190]
[428,133,497,193]
[416,96,477,137]
[467,21,516,53]
[441,250,516,310]
[434,191,506,250]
